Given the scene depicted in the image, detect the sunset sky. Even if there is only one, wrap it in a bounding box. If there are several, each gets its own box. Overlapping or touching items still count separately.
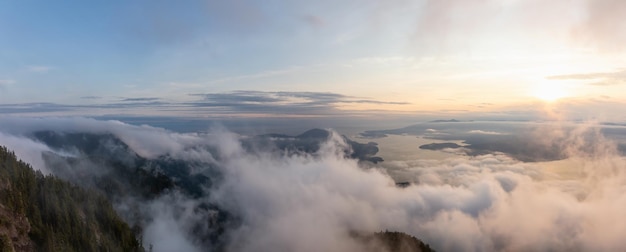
[4,2,626,251]
[1,0,625,120]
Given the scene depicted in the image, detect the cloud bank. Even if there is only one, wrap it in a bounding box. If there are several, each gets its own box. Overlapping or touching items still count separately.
[0,91,408,117]
[548,68,626,86]
[1,117,626,251]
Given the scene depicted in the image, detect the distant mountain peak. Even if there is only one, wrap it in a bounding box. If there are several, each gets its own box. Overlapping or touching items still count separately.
[429,119,461,123]
[297,128,330,139]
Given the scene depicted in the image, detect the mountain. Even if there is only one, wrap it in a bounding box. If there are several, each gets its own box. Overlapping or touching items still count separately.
[7,130,431,251]
[372,231,435,252]
[255,128,384,163]
[297,128,331,139]
[428,119,461,123]
[0,145,143,252]
[30,131,231,249]
[353,231,435,252]
[32,131,216,200]
[419,142,462,150]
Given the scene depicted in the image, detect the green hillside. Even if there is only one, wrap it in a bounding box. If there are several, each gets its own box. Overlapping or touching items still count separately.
[0,146,143,252]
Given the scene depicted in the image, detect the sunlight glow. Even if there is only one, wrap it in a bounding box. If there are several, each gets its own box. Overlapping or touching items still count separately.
[532,83,569,102]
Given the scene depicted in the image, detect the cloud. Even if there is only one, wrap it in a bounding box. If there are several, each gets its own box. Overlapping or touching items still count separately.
[547,69,626,86]
[468,130,507,135]
[0,103,73,114]
[177,122,626,251]
[121,97,161,102]
[574,0,626,52]
[80,96,102,100]
[26,65,54,73]
[2,117,626,251]
[0,79,16,90]
[0,101,172,115]
[189,91,409,115]
[0,79,16,85]
[0,117,206,159]
[191,91,284,104]
[0,91,408,117]
[0,132,54,174]
[401,0,626,54]
[141,193,205,252]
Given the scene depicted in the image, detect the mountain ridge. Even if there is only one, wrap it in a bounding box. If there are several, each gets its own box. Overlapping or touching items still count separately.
[0,145,143,251]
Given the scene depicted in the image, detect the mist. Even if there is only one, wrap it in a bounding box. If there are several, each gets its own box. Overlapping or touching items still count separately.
[1,117,626,251]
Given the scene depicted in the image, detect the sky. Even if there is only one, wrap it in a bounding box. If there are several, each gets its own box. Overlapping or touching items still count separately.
[1,0,626,121]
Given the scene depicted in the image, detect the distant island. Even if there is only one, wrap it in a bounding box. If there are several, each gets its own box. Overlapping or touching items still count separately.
[256,128,385,163]
[419,142,462,150]
[359,131,389,139]
[428,119,461,123]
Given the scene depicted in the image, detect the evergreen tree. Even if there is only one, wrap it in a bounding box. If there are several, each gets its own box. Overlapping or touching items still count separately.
[0,146,144,252]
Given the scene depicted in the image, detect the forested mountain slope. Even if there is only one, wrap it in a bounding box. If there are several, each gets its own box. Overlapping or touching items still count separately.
[0,146,143,252]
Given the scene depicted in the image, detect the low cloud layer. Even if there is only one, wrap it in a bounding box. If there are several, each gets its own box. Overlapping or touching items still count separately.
[1,117,626,251]
[548,68,626,86]
[189,90,409,114]
[0,91,408,117]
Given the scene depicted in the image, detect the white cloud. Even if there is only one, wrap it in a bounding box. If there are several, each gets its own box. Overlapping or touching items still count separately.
[0,132,52,173]
[468,130,507,135]
[26,65,54,73]
[2,118,626,251]
[0,79,16,86]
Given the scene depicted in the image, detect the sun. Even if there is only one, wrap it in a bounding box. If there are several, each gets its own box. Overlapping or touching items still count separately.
[532,84,568,102]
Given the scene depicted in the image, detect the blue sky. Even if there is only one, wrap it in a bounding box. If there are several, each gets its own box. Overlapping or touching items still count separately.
[0,1,414,100]
[1,0,625,120]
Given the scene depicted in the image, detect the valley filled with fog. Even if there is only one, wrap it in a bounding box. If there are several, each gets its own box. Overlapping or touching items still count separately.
[2,117,626,251]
